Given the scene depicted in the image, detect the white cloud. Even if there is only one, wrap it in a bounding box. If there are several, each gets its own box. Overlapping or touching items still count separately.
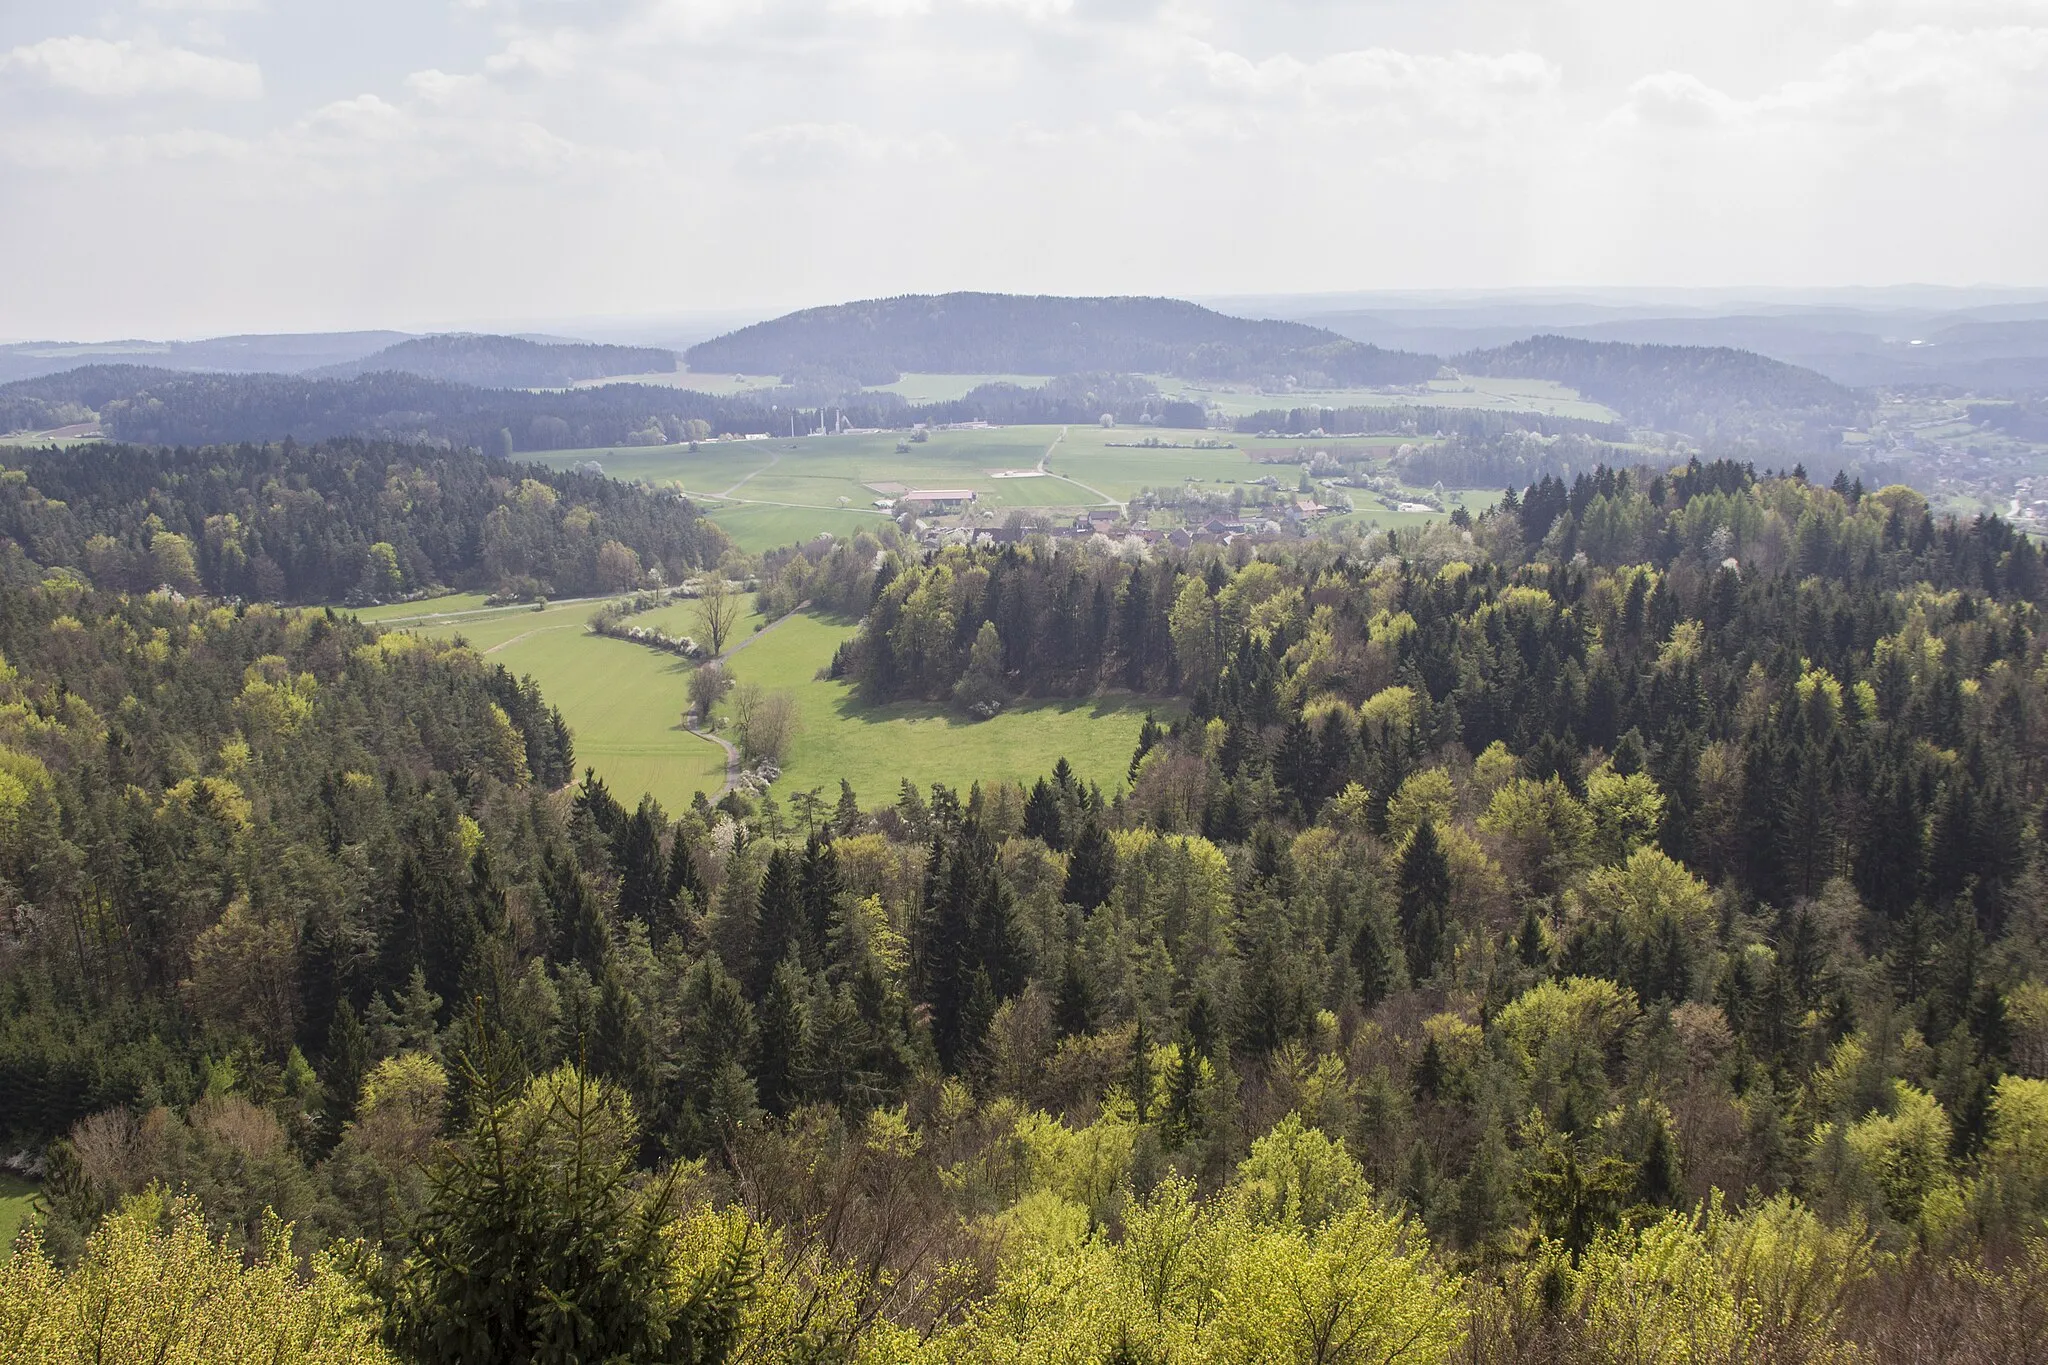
[738,120,955,174]
[406,68,486,105]
[1620,71,1745,128]
[2,0,2046,337]
[1613,24,2048,130]
[0,35,263,99]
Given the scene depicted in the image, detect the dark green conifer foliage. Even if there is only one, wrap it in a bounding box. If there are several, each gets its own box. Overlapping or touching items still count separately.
[1399,821,1451,983]
[1062,818,1116,911]
[377,1039,753,1365]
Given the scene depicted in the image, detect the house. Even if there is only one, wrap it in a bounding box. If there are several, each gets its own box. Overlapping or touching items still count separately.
[900,489,977,511]
[1166,527,1193,550]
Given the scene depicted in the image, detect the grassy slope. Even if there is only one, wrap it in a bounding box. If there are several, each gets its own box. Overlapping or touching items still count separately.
[0,1174,38,1260]
[355,595,1175,808]
[350,595,737,814]
[713,611,1179,801]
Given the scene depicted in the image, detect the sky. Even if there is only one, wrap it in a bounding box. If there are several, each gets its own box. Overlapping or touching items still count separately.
[2,0,2046,340]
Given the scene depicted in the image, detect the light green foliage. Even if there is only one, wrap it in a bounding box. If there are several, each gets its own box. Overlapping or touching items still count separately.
[1556,1195,1871,1365]
[1359,684,1422,737]
[1479,776,1591,894]
[1010,1103,1140,1228]
[1110,828,1234,976]
[1234,1113,1368,1231]
[924,1169,1463,1364]
[1819,1081,1956,1228]
[0,1192,391,1363]
[1494,977,1639,1074]
[1585,767,1664,863]
[1579,845,1713,948]
[1974,1075,2048,1228]
[1386,768,1456,848]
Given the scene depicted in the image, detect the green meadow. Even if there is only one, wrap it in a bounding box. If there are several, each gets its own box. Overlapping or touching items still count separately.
[709,610,1178,803]
[0,1174,37,1259]
[531,425,1321,549]
[352,594,736,812]
[1148,373,1623,424]
[354,594,1176,812]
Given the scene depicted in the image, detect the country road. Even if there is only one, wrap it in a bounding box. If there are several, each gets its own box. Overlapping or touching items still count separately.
[1038,425,1124,509]
[682,602,811,799]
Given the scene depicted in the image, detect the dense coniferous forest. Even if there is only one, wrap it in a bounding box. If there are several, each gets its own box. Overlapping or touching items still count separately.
[1231,403,1629,441]
[3,447,2048,1360]
[0,440,727,603]
[311,335,677,388]
[1454,336,1868,446]
[0,367,1207,452]
[686,292,1442,387]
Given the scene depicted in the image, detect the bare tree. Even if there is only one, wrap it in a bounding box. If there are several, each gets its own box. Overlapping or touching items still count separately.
[696,573,740,656]
[729,682,801,765]
[687,661,731,721]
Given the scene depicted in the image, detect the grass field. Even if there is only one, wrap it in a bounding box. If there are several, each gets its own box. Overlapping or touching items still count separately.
[531,425,1318,549]
[356,594,1176,809]
[0,1174,38,1260]
[569,371,1049,406]
[525,422,1526,551]
[1148,374,1622,424]
[711,611,1178,801]
[351,594,740,812]
[869,374,1049,403]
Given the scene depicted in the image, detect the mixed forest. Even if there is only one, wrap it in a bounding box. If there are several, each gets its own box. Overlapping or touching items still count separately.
[5,454,2048,1361]
[0,440,728,604]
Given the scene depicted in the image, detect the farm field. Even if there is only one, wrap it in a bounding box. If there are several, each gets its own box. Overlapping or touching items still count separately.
[710,611,1178,802]
[568,370,1049,405]
[569,367,778,396]
[1148,374,1622,424]
[0,1173,37,1259]
[868,374,1048,403]
[533,425,1318,549]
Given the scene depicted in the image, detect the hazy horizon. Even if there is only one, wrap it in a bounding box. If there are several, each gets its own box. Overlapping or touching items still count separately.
[5,1,2047,340]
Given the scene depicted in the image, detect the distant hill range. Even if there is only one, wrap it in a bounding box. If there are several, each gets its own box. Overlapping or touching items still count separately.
[684,292,1440,388]
[1288,300,2048,396]
[0,332,409,386]
[0,297,1908,456]
[314,334,676,389]
[1452,335,1867,445]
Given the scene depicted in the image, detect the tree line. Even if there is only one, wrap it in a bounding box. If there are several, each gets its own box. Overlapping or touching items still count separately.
[0,439,728,603]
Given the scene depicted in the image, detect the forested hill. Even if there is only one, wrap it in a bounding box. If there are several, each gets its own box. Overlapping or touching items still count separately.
[0,365,1206,450]
[0,439,727,603]
[0,364,183,435]
[1456,335,1867,445]
[1,365,747,451]
[685,291,1442,386]
[313,334,676,388]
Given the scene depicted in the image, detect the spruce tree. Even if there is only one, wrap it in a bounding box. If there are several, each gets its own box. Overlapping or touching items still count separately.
[1398,821,1451,983]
